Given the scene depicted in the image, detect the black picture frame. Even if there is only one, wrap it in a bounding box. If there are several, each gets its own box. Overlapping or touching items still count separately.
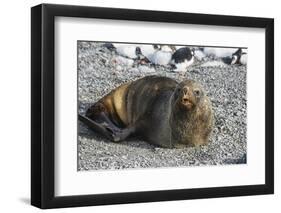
[31,3,274,209]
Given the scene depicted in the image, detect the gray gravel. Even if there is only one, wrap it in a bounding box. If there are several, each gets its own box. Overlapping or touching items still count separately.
[78,41,247,171]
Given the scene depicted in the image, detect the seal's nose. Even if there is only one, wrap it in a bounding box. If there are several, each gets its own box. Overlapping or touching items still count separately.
[181,87,189,99]
[183,87,188,95]
[182,86,192,96]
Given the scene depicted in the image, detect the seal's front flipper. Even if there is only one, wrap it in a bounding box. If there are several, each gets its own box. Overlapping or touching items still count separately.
[78,114,116,141]
[111,126,136,142]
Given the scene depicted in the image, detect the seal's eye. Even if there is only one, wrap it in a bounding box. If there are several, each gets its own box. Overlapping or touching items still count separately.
[193,89,200,96]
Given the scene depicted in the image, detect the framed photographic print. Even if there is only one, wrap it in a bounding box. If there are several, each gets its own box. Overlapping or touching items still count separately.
[31,3,274,209]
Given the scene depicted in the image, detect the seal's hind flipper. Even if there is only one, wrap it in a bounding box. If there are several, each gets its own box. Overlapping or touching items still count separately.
[78,114,115,141]
[78,114,131,142]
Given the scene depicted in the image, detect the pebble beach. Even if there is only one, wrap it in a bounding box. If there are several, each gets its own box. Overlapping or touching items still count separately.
[78,41,247,171]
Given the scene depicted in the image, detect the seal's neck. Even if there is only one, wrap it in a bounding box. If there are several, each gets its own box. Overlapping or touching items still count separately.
[169,97,198,145]
[171,100,194,121]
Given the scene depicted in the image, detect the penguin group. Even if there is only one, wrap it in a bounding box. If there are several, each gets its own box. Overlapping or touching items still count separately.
[104,43,196,72]
[104,42,247,73]
[200,47,247,65]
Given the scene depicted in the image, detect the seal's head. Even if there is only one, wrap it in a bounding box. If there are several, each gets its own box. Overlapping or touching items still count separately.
[170,79,213,147]
[173,80,204,111]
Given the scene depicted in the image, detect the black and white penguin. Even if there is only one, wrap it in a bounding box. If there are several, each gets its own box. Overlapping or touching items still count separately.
[147,45,176,66]
[115,43,142,59]
[170,47,194,71]
[103,42,116,51]
[136,45,158,64]
[104,43,142,59]
[203,47,237,58]
[231,48,247,65]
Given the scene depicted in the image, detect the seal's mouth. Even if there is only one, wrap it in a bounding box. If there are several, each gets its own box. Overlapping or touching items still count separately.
[181,98,194,109]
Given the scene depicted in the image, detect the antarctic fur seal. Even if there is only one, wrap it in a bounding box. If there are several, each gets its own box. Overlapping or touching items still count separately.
[79,75,214,148]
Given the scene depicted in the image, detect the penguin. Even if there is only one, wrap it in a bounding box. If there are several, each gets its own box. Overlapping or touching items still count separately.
[137,45,158,64]
[231,48,247,65]
[103,42,116,51]
[170,47,195,71]
[193,48,206,61]
[152,45,176,52]
[104,43,142,59]
[147,45,175,66]
[203,47,238,58]
[115,44,141,59]
[239,52,247,65]
[159,45,176,52]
